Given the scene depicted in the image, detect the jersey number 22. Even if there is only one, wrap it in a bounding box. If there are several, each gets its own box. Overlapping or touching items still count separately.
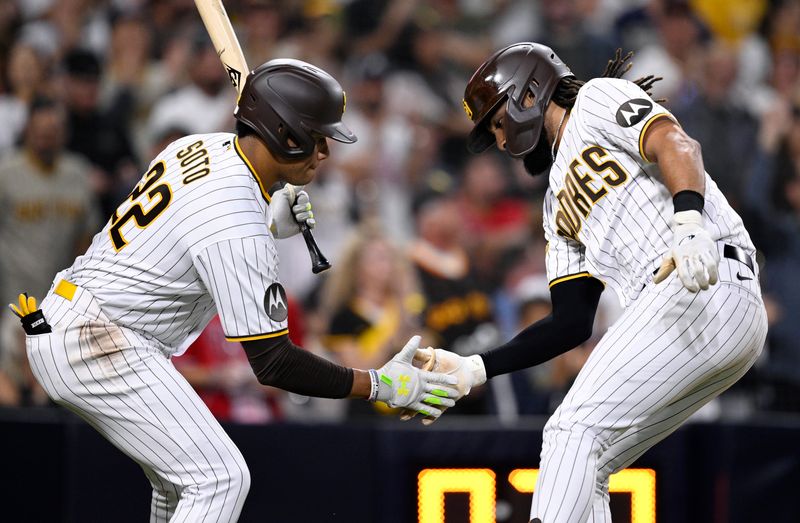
[109,161,172,251]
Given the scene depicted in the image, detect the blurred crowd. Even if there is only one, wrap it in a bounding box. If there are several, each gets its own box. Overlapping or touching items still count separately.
[0,0,799,423]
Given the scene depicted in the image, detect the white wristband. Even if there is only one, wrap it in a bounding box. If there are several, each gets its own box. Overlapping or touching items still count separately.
[367,369,380,402]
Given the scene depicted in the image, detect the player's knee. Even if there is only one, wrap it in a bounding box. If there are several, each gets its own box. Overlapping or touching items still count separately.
[541,423,605,462]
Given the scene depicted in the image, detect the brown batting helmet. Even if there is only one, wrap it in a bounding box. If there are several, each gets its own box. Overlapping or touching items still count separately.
[463,43,572,157]
[235,59,357,160]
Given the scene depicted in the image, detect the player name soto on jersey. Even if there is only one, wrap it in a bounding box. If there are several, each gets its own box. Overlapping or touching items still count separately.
[108,138,213,251]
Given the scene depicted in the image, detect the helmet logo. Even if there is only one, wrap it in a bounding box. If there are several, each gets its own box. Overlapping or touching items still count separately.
[462,99,473,120]
[342,91,347,115]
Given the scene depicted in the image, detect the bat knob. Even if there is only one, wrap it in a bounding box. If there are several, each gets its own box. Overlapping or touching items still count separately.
[311,259,331,274]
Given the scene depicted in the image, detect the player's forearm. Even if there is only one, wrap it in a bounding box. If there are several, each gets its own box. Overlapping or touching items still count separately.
[480,277,603,378]
[242,336,354,399]
[481,316,587,378]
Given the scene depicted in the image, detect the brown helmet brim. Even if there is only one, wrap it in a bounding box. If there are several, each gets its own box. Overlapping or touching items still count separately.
[466,94,507,153]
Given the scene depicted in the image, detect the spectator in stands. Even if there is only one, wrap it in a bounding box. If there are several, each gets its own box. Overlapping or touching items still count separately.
[280,2,345,76]
[672,41,759,206]
[409,196,499,415]
[320,225,424,418]
[18,0,109,60]
[0,41,47,154]
[627,0,707,101]
[146,30,236,151]
[744,100,800,412]
[342,0,420,59]
[455,152,531,291]
[62,48,139,216]
[100,13,181,160]
[334,53,419,242]
[238,0,286,72]
[537,0,618,79]
[750,2,800,116]
[0,97,100,406]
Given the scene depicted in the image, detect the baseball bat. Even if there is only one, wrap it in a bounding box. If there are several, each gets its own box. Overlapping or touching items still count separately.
[194,0,331,274]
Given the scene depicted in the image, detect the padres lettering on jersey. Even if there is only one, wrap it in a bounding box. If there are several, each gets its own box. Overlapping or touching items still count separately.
[64,133,288,354]
[544,78,755,306]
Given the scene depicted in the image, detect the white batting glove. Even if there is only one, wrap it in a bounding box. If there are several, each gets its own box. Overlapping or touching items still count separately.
[270,184,315,239]
[401,347,488,425]
[653,210,719,292]
[370,336,458,420]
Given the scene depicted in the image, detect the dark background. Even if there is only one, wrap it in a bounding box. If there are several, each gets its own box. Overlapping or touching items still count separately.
[3,408,798,523]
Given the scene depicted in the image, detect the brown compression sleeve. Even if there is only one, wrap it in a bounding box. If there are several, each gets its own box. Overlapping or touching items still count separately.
[241,334,353,399]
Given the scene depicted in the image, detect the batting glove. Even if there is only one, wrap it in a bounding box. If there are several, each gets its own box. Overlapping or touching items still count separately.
[370,336,458,420]
[653,210,719,292]
[401,347,487,425]
[270,184,315,239]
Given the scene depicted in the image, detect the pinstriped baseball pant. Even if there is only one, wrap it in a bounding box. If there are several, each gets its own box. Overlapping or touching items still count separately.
[26,283,250,522]
[530,261,768,523]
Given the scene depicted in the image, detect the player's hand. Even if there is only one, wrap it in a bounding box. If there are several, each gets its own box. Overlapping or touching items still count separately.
[653,210,719,292]
[414,347,487,398]
[371,336,458,420]
[401,347,488,425]
[270,184,315,239]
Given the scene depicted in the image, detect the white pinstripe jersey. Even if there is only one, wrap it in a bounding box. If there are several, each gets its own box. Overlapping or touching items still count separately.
[63,132,288,355]
[544,78,755,307]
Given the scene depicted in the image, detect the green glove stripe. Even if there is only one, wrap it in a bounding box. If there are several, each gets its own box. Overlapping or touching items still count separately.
[418,409,431,416]
[430,389,449,397]
[380,374,393,386]
[424,397,442,405]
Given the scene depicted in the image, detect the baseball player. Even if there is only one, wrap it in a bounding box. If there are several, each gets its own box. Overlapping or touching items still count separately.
[9,59,457,522]
[416,43,768,522]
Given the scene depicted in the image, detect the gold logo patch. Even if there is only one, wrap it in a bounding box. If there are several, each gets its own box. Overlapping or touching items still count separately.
[462,99,473,120]
[342,91,347,114]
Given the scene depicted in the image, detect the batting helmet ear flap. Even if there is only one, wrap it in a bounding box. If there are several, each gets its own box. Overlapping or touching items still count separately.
[504,87,547,158]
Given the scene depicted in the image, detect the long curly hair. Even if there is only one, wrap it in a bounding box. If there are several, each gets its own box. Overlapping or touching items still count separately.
[551,49,665,109]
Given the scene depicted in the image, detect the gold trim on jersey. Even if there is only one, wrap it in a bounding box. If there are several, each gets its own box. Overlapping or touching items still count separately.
[226,328,288,342]
[234,136,271,203]
[55,279,77,301]
[638,113,675,162]
[548,272,592,288]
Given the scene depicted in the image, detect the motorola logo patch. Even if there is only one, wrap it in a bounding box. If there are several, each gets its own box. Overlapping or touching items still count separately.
[615,98,653,127]
[264,283,288,322]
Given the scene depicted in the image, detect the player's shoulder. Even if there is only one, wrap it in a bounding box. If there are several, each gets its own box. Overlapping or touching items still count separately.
[576,78,648,111]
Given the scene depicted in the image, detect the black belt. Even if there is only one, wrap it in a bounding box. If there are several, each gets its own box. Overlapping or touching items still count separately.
[723,244,755,274]
[651,244,755,276]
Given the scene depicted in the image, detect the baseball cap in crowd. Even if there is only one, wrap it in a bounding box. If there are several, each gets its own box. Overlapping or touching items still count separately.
[63,49,101,79]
